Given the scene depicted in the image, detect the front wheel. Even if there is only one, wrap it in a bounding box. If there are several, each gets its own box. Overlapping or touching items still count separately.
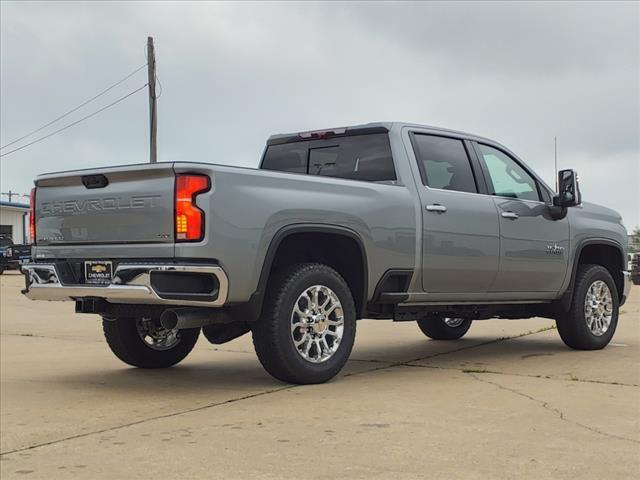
[556,264,619,350]
[417,317,472,340]
[103,317,200,368]
[252,263,356,384]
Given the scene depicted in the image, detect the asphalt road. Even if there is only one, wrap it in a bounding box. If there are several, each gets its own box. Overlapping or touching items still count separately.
[1,271,638,479]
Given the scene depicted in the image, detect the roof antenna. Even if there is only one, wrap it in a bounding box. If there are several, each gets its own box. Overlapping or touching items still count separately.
[554,136,558,192]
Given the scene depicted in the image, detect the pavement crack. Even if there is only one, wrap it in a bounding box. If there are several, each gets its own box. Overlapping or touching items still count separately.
[346,358,390,364]
[1,333,49,339]
[411,326,557,363]
[0,333,103,343]
[467,372,639,445]
[0,384,295,457]
[343,326,555,379]
[208,347,254,355]
[0,323,573,456]
[404,364,640,388]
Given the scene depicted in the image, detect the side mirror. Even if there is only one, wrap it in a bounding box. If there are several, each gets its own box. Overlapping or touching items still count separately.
[553,169,582,207]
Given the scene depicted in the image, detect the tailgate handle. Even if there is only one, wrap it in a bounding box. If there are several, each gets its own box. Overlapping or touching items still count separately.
[82,174,109,189]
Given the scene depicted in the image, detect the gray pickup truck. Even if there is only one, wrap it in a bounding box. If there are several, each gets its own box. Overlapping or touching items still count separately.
[22,122,631,384]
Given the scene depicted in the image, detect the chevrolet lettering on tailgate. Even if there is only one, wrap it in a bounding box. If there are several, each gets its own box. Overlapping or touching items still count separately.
[40,195,161,216]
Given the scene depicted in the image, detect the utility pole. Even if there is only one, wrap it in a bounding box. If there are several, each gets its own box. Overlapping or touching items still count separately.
[554,136,558,191]
[1,191,29,202]
[147,36,157,163]
[1,190,16,202]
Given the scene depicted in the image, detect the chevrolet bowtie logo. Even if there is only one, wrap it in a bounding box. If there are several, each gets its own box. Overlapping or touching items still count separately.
[91,265,107,273]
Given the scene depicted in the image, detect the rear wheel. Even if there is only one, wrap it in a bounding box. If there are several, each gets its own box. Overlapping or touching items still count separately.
[556,264,619,350]
[417,317,472,340]
[251,263,356,384]
[103,317,200,368]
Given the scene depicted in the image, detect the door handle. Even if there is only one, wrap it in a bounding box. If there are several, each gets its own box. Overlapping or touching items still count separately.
[501,211,519,219]
[426,204,447,213]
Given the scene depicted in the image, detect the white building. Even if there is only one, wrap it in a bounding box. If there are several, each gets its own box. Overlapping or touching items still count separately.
[0,201,30,244]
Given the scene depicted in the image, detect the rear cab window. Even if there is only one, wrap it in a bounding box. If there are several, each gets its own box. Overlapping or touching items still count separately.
[261,133,396,182]
[261,142,308,174]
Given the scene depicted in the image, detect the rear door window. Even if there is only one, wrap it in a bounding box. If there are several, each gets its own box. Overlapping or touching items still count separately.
[411,134,478,193]
[261,133,396,182]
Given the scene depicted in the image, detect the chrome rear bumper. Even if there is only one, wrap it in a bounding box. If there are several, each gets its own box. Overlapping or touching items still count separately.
[22,263,228,307]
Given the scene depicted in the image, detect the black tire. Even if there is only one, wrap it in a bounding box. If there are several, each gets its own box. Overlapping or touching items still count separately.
[102,317,200,368]
[251,263,357,384]
[556,264,619,350]
[417,317,472,340]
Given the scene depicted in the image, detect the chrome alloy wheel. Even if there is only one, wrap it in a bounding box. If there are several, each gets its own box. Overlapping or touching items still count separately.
[584,280,613,337]
[443,317,465,328]
[136,317,181,350]
[290,285,344,363]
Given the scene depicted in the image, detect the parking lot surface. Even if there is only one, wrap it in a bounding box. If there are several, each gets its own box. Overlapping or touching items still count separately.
[1,271,638,479]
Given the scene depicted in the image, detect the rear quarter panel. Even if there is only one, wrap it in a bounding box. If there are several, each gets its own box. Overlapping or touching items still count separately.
[173,163,417,303]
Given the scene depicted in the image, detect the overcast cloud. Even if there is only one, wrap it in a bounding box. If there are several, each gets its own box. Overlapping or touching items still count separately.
[1,1,638,227]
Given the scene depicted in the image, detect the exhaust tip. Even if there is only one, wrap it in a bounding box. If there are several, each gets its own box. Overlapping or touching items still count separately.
[160,309,179,330]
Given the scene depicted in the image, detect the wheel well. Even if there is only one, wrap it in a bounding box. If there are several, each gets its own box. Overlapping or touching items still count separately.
[577,244,624,300]
[267,231,367,317]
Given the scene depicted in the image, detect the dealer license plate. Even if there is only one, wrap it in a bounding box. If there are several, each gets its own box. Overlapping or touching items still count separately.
[84,260,113,285]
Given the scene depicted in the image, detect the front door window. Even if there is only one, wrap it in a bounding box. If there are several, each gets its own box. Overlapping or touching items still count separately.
[478,144,540,202]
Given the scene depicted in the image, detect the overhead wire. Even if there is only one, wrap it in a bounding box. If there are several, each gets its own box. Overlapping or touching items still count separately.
[0,63,148,150]
[0,84,148,158]
[155,73,163,99]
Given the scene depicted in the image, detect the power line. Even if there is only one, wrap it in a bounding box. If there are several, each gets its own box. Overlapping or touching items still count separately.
[0,84,148,158]
[0,64,147,150]
[1,191,30,202]
[155,72,163,99]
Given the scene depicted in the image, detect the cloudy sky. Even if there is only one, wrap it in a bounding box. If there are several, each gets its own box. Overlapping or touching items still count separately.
[1,1,638,228]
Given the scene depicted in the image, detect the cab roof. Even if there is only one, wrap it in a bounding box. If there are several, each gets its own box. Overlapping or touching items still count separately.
[266,122,495,146]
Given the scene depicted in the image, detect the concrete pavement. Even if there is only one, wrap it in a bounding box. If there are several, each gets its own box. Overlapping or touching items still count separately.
[1,271,638,479]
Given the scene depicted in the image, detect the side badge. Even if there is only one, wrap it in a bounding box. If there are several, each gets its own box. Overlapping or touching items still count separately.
[546,244,565,256]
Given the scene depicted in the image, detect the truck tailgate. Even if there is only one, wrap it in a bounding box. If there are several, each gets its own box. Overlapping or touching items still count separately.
[35,163,175,245]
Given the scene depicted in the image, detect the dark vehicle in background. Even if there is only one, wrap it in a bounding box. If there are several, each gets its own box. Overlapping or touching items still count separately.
[631,255,640,285]
[0,237,32,274]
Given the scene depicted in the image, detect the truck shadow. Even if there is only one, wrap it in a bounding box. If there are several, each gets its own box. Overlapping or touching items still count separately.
[49,335,571,394]
[351,335,568,365]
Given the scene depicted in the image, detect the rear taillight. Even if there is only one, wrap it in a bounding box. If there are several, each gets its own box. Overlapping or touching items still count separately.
[29,188,36,244]
[175,174,210,242]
